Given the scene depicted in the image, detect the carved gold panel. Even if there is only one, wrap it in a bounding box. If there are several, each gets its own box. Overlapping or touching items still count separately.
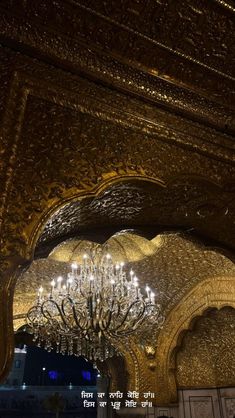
[176,307,235,388]
[0,1,234,134]
[0,37,234,403]
[0,47,234,264]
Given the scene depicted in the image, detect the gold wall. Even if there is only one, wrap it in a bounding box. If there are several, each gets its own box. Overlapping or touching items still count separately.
[0,0,235,405]
[176,307,235,388]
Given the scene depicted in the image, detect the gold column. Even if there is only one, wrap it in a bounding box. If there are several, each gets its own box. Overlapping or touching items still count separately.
[0,254,29,383]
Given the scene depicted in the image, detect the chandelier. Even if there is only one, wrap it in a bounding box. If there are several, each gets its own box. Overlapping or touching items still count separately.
[27,250,164,362]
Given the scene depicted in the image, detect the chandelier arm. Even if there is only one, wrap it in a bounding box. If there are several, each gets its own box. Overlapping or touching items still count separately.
[101,296,120,330]
[99,306,114,331]
[71,304,90,332]
[78,285,85,298]
[26,305,40,324]
[41,300,69,328]
[132,302,148,323]
[117,303,157,335]
[112,299,146,332]
[111,310,149,337]
[27,252,161,361]
[61,296,91,332]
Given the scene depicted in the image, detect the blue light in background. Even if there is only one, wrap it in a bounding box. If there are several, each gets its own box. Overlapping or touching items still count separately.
[48,370,59,380]
[82,370,91,381]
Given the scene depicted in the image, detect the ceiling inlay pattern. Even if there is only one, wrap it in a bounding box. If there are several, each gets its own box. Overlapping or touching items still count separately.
[37,179,235,254]
[0,1,234,133]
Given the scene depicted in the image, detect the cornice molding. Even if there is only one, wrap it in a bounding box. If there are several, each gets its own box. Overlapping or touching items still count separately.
[0,4,234,135]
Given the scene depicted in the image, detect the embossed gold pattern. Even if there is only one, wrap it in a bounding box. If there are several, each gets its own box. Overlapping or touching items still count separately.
[156,277,235,403]
[176,307,235,388]
[13,233,235,402]
[14,232,235,329]
[0,0,235,405]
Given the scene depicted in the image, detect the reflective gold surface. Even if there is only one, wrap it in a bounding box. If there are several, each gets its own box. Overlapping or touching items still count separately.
[156,277,235,403]
[14,232,235,330]
[0,1,234,133]
[13,232,235,403]
[0,0,235,405]
[176,307,235,388]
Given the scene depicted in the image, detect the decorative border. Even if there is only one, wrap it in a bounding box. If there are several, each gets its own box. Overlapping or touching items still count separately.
[0,5,234,135]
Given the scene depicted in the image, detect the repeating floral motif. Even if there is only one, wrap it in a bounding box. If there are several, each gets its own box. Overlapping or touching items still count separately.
[177,308,235,387]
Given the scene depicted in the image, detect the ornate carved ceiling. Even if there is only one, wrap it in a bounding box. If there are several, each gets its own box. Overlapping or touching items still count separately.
[14,231,235,336]
[0,0,234,134]
[0,0,234,401]
[36,179,235,257]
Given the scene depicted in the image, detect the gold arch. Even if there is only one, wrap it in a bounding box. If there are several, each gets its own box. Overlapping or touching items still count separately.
[28,174,166,257]
[155,276,235,404]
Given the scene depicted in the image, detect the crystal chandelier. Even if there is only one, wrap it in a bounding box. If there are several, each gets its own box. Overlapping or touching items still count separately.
[27,250,164,362]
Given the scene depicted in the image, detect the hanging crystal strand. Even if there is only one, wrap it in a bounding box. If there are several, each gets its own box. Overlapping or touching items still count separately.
[68,337,73,356]
[56,339,60,354]
[60,336,67,355]
[76,336,81,357]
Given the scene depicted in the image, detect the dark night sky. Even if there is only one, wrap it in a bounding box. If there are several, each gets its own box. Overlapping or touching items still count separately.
[23,346,97,386]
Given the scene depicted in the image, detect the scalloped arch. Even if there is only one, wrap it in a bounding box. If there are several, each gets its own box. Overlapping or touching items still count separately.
[28,174,166,256]
[28,172,229,259]
[155,276,235,403]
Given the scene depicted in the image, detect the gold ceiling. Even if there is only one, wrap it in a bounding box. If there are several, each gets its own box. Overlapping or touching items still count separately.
[13,231,235,398]
[0,0,234,405]
[36,180,235,256]
[14,231,235,334]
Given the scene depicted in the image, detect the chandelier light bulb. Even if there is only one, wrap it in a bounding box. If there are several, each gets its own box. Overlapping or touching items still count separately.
[71,262,78,271]
[150,292,155,303]
[145,285,151,298]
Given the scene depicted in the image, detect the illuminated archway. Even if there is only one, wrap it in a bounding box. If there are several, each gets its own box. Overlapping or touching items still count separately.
[155,276,235,403]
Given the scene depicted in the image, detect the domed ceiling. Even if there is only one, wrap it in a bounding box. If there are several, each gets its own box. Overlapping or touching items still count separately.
[14,231,235,338]
[35,179,235,259]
